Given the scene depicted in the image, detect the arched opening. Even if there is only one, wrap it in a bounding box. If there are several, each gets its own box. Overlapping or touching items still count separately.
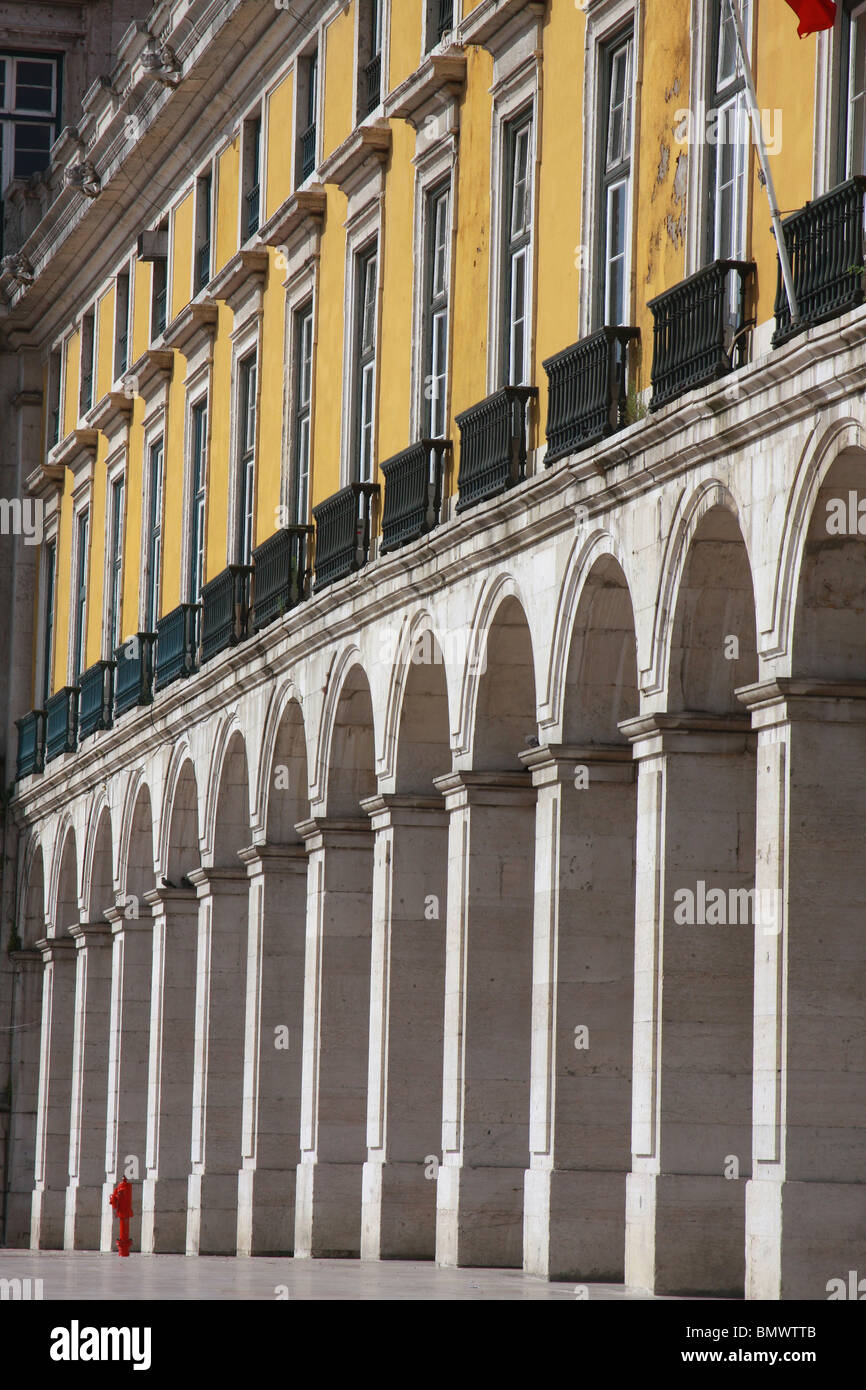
[4,845,46,1245]
[439,596,536,1269]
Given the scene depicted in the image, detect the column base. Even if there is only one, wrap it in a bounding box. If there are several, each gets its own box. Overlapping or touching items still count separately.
[625,1170,746,1296]
[436,1163,524,1268]
[294,1160,363,1258]
[30,1185,66,1249]
[523,1168,626,1281]
[236,1168,295,1255]
[140,1177,189,1253]
[63,1180,104,1251]
[361,1160,437,1260]
[185,1173,239,1255]
[747,1178,866,1301]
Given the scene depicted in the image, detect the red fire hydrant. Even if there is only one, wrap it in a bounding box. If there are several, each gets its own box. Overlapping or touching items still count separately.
[108,1179,133,1257]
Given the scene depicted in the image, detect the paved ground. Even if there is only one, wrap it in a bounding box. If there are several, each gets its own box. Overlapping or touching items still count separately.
[0,1249,683,1300]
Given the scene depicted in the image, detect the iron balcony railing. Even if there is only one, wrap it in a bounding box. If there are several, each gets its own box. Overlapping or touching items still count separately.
[44,687,78,763]
[246,184,260,240]
[154,285,168,337]
[116,332,129,377]
[80,371,93,412]
[16,709,45,779]
[196,240,211,292]
[313,482,380,591]
[114,633,156,716]
[773,176,866,347]
[365,53,382,115]
[252,525,313,631]
[200,564,253,663]
[380,439,451,553]
[455,385,538,513]
[49,407,60,447]
[648,259,754,412]
[301,122,317,181]
[543,326,640,464]
[78,660,115,739]
[155,603,199,690]
[437,0,454,40]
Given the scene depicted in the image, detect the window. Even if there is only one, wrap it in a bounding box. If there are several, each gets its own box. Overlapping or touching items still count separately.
[597,32,633,328]
[0,52,61,190]
[840,2,866,180]
[353,245,378,482]
[41,539,55,705]
[293,302,314,522]
[706,0,751,265]
[427,0,454,52]
[299,50,318,183]
[107,476,125,653]
[502,114,533,386]
[360,0,383,120]
[151,254,168,339]
[424,184,450,438]
[243,115,262,240]
[114,269,130,380]
[72,508,89,683]
[189,400,208,602]
[145,439,164,632]
[195,171,213,293]
[237,355,257,564]
[46,349,61,450]
[79,310,95,415]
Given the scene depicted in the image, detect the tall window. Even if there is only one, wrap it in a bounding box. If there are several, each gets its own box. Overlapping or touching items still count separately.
[195,171,213,293]
[189,401,207,602]
[503,113,533,386]
[361,0,383,119]
[427,0,455,52]
[0,53,61,190]
[840,2,866,181]
[79,310,95,415]
[424,184,450,438]
[293,303,314,522]
[354,245,378,482]
[145,438,164,632]
[244,115,262,240]
[41,540,55,705]
[300,51,318,182]
[151,254,168,338]
[107,476,125,653]
[237,355,257,564]
[597,32,633,327]
[72,508,89,683]
[114,269,130,379]
[47,349,62,450]
[707,0,751,265]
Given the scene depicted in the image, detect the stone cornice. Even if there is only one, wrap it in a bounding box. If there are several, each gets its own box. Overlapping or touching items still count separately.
[49,427,99,474]
[25,460,65,499]
[207,249,269,312]
[257,187,327,248]
[458,0,546,52]
[384,51,468,128]
[89,390,134,434]
[162,299,219,355]
[128,348,175,397]
[319,123,392,195]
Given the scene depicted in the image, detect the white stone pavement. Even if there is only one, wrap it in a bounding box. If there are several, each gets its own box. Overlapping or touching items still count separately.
[0,1249,691,1300]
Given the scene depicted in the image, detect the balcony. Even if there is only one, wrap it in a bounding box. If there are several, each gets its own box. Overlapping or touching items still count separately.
[154,286,168,337]
[200,565,253,663]
[301,123,317,181]
[365,53,382,115]
[246,184,260,241]
[380,439,451,553]
[16,710,45,779]
[455,385,538,513]
[313,483,380,591]
[773,177,866,347]
[543,326,640,465]
[648,259,754,411]
[196,240,211,293]
[44,687,78,763]
[114,633,156,716]
[78,661,115,739]
[252,526,313,631]
[155,603,199,690]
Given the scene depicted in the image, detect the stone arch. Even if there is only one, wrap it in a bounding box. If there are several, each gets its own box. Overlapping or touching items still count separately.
[393,622,452,794]
[117,772,156,902]
[19,838,45,947]
[260,689,310,842]
[83,803,115,923]
[380,609,455,785]
[562,551,639,743]
[161,752,201,884]
[468,587,538,770]
[455,574,538,762]
[51,822,79,933]
[322,658,377,817]
[205,720,252,867]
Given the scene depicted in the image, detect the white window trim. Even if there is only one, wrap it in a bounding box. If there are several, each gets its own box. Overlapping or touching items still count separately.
[238,103,264,248]
[487,62,539,394]
[814,5,862,196]
[67,498,91,686]
[181,377,212,606]
[294,34,323,190]
[410,133,458,443]
[139,423,166,634]
[227,318,263,567]
[340,196,384,487]
[35,505,60,705]
[422,0,462,57]
[579,0,639,338]
[354,0,392,128]
[102,449,127,659]
[283,269,319,525]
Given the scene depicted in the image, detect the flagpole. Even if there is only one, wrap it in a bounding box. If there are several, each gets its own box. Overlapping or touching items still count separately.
[725,0,800,325]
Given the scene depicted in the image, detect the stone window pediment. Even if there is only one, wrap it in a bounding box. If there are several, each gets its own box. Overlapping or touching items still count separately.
[207,248,269,324]
[384,51,467,131]
[459,0,546,58]
[320,122,392,213]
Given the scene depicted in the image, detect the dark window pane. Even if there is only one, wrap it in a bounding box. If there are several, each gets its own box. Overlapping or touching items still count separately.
[15,61,54,112]
[14,122,51,176]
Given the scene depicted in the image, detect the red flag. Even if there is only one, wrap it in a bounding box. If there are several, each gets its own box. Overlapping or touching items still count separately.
[784,0,837,37]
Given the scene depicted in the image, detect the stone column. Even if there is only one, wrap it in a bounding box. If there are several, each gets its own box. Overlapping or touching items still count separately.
[740,680,866,1300]
[294,818,374,1259]
[359,795,449,1261]
[99,904,153,1251]
[64,923,113,1249]
[433,772,536,1270]
[185,868,249,1255]
[520,745,637,1281]
[622,714,756,1297]
[31,934,76,1248]
[140,886,198,1254]
[5,948,44,1246]
[236,844,307,1256]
